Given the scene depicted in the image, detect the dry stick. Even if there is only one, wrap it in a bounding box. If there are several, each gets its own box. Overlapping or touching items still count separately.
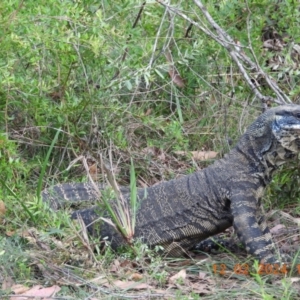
[192,0,291,104]
[148,9,186,68]
[71,213,99,262]
[244,0,268,112]
[148,6,168,68]
[128,5,171,107]
[164,10,186,88]
[184,23,193,38]
[111,2,146,80]
[127,3,167,107]
[156,0,290,105]
[132,1,146,28]
[158,1,267,101]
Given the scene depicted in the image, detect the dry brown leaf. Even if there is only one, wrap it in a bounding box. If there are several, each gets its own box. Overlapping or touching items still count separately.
[110,259,121,272]
[0,200,6,217]
[89,163,98,181]
[120,259,136,269]
[165,50,185,88]
[168,67,185,88]
[144,108,152,116]
[2,277,14,290]
[6,231,16,237]
[169,269,187,284]
[10,284,61,300]
[175,151,218,161]
[10,284,29,295]
[129,273,143,281]
[191,151,218,160]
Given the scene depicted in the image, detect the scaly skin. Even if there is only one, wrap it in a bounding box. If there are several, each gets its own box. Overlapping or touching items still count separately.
[42,105,300,262]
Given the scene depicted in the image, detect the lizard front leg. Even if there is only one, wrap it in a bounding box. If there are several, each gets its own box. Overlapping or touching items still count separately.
[231,193,277,263]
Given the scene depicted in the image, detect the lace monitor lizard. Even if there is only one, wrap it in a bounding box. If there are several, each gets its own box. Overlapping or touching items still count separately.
[42,105,300,263]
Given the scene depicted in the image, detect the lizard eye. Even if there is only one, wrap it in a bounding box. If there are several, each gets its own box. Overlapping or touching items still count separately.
[295,113,300,119]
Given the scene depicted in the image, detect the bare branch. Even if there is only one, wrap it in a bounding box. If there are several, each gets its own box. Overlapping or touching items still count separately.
[148,6,168,68]
[111,2,146,80]
[156,0,291,105]
[192,0,291,104]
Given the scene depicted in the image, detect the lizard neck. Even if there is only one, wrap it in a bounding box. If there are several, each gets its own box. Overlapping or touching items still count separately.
[232,129,296,184]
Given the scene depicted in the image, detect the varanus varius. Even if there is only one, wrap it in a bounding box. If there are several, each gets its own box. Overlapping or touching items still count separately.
[42,105,300,263]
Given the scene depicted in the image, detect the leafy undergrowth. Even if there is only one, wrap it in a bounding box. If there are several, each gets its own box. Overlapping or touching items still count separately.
[2,0,300,299]
[1,136,300,299]
[1,216,300,300]
[1,156,300,300]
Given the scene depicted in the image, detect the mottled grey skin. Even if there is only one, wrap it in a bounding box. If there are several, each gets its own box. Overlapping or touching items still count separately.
[42,105,300,262]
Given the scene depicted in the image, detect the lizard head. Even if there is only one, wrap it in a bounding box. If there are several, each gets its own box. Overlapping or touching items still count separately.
[271,105,300,153]
[237,105,300,169]
[244,104,300,160]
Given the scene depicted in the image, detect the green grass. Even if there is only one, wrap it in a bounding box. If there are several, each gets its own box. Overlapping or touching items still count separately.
[1,0,300,299]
